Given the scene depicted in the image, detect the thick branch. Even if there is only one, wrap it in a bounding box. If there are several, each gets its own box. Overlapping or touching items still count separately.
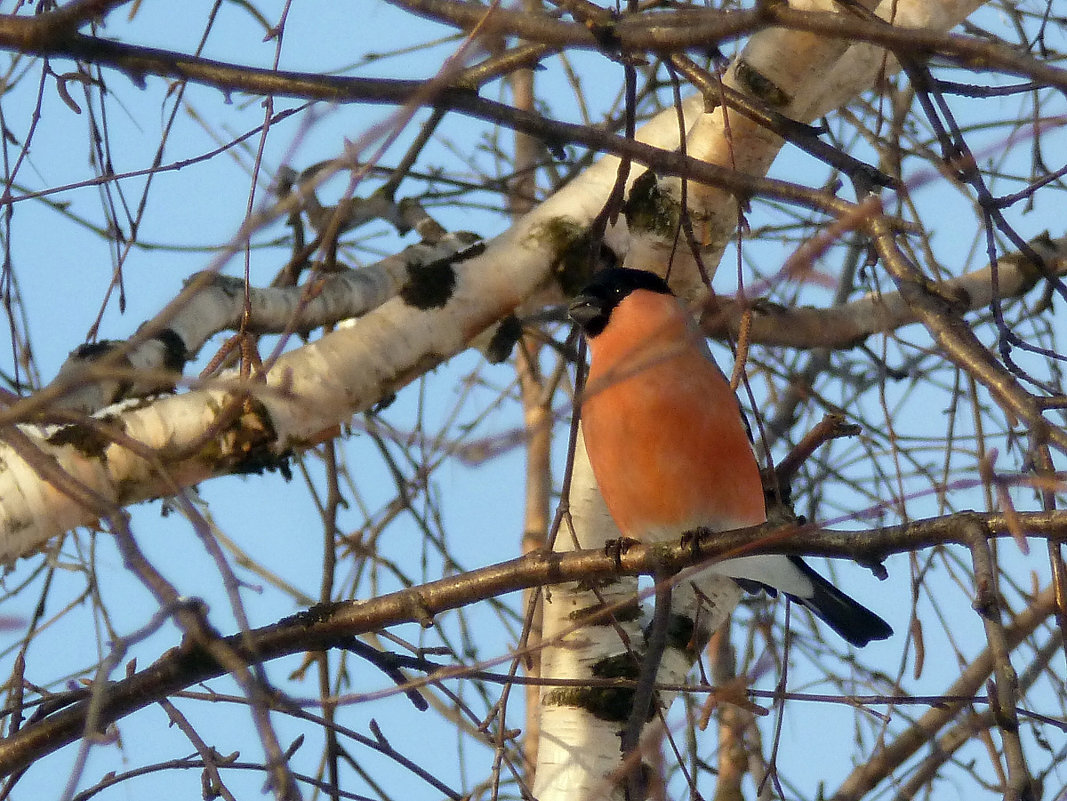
[46,233,483,414]
[0,116,888,562]
[0,508,1064,778]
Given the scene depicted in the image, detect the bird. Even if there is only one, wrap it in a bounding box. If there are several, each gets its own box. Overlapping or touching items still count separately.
[569,267,892,647]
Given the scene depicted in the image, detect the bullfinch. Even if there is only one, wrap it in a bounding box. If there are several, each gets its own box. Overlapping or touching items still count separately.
[569,267,891,647]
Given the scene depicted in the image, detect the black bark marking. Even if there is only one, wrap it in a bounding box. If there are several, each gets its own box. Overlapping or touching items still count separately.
[401,261,456,309]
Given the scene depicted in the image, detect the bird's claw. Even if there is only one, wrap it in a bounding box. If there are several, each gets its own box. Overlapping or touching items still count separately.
[604,537,641,568]
[680,528,705,558]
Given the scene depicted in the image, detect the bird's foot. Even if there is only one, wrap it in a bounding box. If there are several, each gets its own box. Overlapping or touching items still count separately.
[604,537,641,568]
[679,528,706,559]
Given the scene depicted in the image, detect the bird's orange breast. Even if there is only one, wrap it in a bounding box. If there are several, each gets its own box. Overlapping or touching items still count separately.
[581,292,766,539]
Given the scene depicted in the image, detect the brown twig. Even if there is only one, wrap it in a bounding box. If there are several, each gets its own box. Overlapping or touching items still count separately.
[867,214,1067,453]
[831,585,1056,801]
[966,527,1035,801]
[774,413,862,488]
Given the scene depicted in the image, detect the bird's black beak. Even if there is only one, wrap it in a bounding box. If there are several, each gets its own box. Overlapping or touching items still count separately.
[568,294,601,329]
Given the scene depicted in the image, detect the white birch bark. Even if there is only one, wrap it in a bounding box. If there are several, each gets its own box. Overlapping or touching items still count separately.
[0,1,992,797]
[538,2,990,800]
[533,435,741,801]
[0,86,709,563]
[626,0,987,300]
[48,233,483,415]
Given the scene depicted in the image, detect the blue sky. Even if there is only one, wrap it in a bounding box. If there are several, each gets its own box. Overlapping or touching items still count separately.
[0,1,1065,799]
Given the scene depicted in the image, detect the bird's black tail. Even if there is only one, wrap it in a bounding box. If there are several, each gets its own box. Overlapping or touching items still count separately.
[786,556,893,647]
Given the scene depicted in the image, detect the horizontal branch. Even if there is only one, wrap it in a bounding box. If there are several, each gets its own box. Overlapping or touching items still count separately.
[46,229,1066,417]
[700,234,1067,349]
[0,4,1060,134]
[390,1,1067,91]
[0,508,1063,777]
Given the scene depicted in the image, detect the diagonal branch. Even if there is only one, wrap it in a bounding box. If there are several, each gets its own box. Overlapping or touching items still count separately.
[832,585,1056,801]
[867,214,1067,452]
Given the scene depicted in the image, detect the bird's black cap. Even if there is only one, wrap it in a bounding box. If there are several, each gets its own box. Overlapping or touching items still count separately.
[568,268,672,338]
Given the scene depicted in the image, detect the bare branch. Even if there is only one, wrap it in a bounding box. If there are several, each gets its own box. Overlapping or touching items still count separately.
[701,234,1067,349]
[0,508,1063,779]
